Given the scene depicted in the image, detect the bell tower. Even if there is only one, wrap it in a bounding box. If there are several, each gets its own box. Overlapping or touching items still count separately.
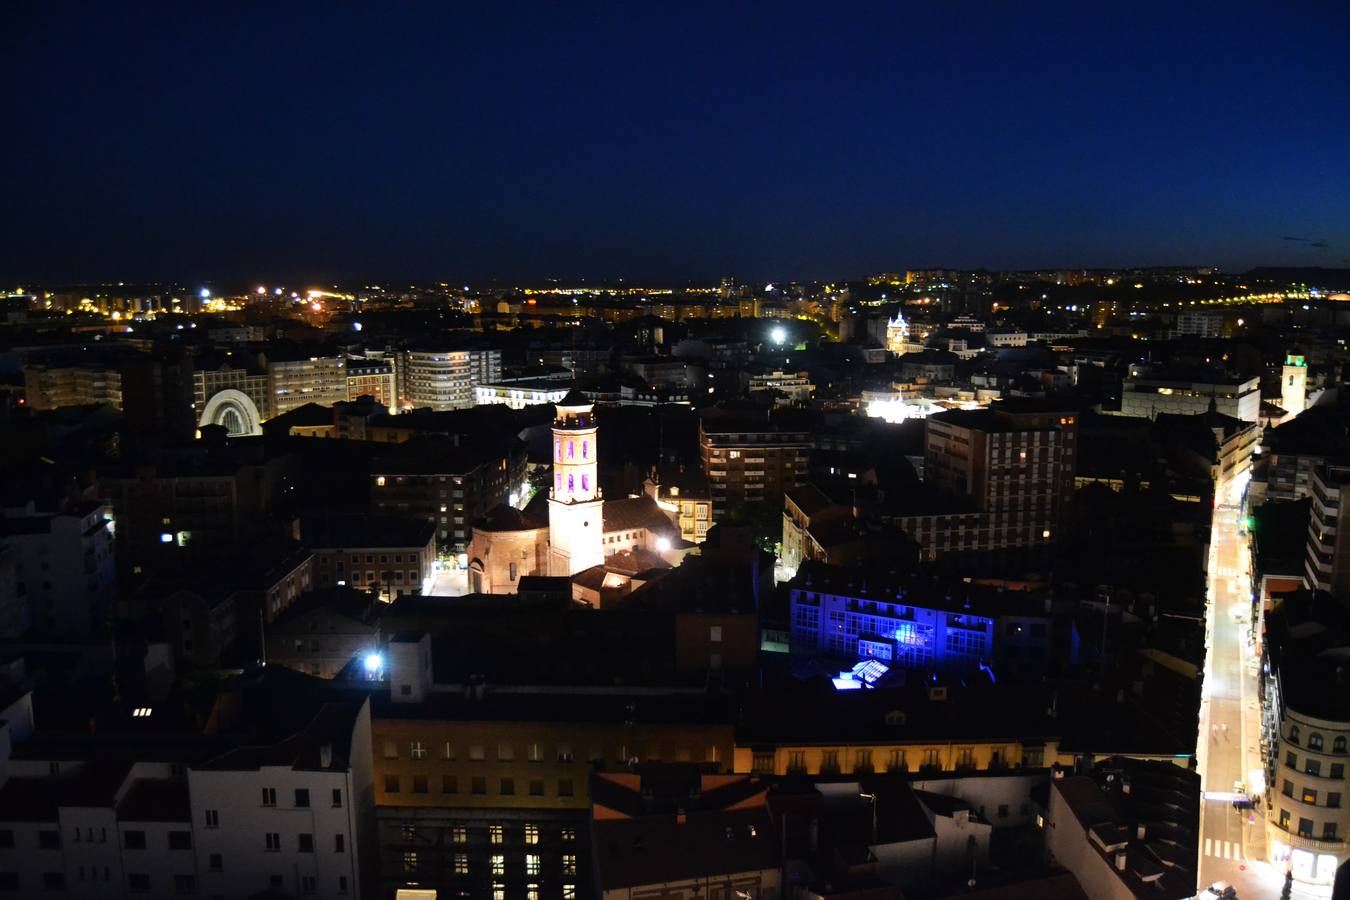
[1282,353,1307,419]
[548,392,604,576]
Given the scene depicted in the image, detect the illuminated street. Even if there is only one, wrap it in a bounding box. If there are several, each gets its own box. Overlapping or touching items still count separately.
[1198,486,1330,899]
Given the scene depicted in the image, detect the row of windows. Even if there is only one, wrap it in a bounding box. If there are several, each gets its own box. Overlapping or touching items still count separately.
[258,787,343,809]
[404,851,576,878]
[385,774,575,798]
[1280,780,1342,808]
[385,740,720,763]
[398,823,576,845]
[755,745,1040,774]
[1287,727,1347,753]
[1276,809,1340,841]
[1284,751,1346,780]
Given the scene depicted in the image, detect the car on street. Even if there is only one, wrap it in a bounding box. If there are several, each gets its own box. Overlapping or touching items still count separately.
[1207,881,1237,899]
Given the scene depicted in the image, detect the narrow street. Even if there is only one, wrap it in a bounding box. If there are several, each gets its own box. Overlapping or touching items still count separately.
[1197,488,1329,898]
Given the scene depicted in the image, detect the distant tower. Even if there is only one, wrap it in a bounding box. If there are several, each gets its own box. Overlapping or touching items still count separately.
[548,392,605,576]
[886,313,911,356]
[1282,354,1307,418]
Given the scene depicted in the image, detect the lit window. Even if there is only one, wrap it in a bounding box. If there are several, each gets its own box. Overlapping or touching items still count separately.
[489,825,503,844]
[526,854,540,876]
[491,855,505,876]
[524,824,539,845]
[377,476,386,487]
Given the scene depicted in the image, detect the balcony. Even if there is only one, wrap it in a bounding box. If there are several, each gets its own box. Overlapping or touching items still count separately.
[1268,820,1348,854]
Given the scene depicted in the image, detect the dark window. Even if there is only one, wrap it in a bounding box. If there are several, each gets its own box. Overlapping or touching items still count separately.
[471,776,486,795]
[42,873,64,891]
[441,775,457,794]
[384,774,400,793]
[208,853,222,872]
[331,789,343,808]
[412,775,428,794]
[127,873,150,892]
[167,831,191,850]
[558,779,574,797]
[500,778,515,795]
[174,874,195,894]
[37,830,59,850]
[0,873,17,891]
[529,779,544,797]
[335,834,345,853]
[0,831,12,849]
[124,830,146,850]
[294,789,310,808]
[1329,793,1342,809]
[298,833,314,853]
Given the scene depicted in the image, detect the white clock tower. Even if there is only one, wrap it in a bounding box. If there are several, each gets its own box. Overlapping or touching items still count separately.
[548,392,605,576]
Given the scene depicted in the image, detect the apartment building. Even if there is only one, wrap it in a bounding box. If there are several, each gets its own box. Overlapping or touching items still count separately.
[924,401,1077,550]
[1264,632,1350,886]
[263,352,349,416]
[1120,368,1260,423]
[346,355,399,410]
[301,513,436,598]
[371,436,527,552]
[0,499,116,639]
[0,676,375,900]
[403,348,502,411]
[371,637,735,900]
[699,416,811,514]
[22,361,123,410]
[1305,465,1350,601]
[643,468,713,545]
[786,561,1053,673]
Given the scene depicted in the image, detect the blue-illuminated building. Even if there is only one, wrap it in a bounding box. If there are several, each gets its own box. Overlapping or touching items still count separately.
[788,561,1051,674]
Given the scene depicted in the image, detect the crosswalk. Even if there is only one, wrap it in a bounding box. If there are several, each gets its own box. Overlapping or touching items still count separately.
[1204,837,1242,860]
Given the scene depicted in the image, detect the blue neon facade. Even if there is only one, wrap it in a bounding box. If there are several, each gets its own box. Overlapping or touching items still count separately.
[790,586,997,672]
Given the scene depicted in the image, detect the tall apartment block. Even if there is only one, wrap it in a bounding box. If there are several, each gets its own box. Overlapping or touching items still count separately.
[924,402,1077,550]
[403,348,502,411]
[698,417,811,514]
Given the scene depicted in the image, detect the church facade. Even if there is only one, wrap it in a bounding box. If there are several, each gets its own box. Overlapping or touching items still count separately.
[467,394,683,598]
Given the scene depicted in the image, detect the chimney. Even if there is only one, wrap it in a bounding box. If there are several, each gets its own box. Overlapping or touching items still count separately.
[320,744,333,768]
[1115,852,1127,871]
[1136,824,1146,841]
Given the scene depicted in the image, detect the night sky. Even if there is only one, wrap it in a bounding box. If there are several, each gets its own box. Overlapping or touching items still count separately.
[3,3,1348,284]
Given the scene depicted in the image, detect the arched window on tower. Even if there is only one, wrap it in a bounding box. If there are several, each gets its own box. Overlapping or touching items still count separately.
[554,439,561,462]
[568,441,575,459]
[567,474,574,493]
[555,473,562,494]
[582,441,589,460]
[581,474,589,492]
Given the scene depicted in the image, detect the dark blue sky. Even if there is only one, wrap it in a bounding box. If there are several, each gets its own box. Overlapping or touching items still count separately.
[3,2,1348,283]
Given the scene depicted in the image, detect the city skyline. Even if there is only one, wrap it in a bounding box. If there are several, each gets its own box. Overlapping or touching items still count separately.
[4,3,1349,283]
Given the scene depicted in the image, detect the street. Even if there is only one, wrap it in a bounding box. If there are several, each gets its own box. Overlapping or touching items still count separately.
[1197,491,1330,899]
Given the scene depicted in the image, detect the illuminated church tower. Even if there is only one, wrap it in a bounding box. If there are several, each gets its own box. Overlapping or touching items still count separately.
[886,312,917,356]
[548,392,605,576]
[1282,353,1307,419]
